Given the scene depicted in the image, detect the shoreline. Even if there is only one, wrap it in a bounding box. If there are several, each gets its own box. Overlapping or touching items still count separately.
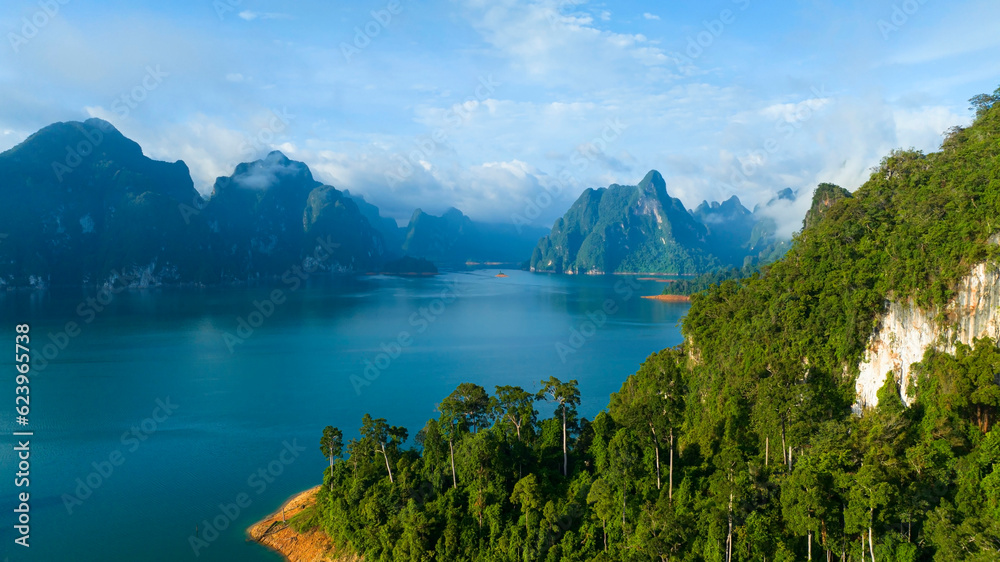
[247,486,357,562]
[641,294,692,302]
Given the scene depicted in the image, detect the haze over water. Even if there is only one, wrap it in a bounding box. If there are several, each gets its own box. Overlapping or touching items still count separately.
[0,270,686,561]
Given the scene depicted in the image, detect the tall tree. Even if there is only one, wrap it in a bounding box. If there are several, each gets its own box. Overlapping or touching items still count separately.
[437,383,490,488]
[442,383,491,432]
[511,473,542,560]
[538,377,581,476]
[586,478,615,552]
[610,349,686,496]
[970,86,1000,119]
[360,413,407,484]
[607,428,642,537]
[494,385,537,441]
[319,425,343,491]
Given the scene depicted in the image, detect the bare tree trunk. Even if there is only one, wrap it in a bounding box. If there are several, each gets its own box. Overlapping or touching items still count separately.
[781,420,787,468]
[508,414,522,441]
[449,439,457,488]
[765,436,769,467]
[562,403,568,477]
[788,445,794,471]
[381,445,394,483]
[727,492,733,562]
[808,530,812,560]
[651,423,661,490]
[669,428,674,502]
[654,445,662,490]
[868,525,875,562]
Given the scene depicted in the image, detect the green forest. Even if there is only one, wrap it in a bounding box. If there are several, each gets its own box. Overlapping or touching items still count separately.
[293,88,1000,560]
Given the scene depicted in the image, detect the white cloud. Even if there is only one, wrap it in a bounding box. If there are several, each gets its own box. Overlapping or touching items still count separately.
[892,106,965,150]
[759,97,831,123]
[643,13,660,21]
[455,0,675,88]
[238,11,293,21]
[0,0,986,238]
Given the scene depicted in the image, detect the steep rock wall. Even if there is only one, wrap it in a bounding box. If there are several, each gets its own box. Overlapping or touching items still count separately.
[856,262,1000,408]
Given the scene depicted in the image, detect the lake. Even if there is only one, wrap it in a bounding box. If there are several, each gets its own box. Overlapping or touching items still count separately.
[0,270,687,561]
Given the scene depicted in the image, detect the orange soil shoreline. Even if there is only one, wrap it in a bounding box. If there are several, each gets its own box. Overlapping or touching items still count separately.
[641,294,692,302]
[247,486,360,562]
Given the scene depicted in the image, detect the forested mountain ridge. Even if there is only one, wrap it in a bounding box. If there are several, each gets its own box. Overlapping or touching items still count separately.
[298,87,1000,561]
[0,120,542,286]
[0,120,386,286]
[530,170,795,275]
[530,170,719,274]
[400,207,548,266]
[0,118,213,286]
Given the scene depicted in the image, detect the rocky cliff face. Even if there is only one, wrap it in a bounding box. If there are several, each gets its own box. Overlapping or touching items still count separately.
[530,170,720,274]
[857,261,1000,408]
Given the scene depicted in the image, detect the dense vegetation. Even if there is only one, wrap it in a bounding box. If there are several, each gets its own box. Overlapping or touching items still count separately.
[0,120,546,287]
[0,121,386,286]
[530,171,721,275]
[530,171,791,275]
[661,263,761,297]
[299,90,1000,560]
[663,183,851,296]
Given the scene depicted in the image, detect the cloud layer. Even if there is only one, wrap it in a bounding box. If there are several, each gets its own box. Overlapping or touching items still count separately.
[0,0,996,235]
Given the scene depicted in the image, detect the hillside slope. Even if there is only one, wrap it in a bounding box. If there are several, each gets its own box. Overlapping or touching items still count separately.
[297,89,1000,562]
[0,119,211,286]
[530,170,720,274]
[0,122,402,286]
[530,170,799,275]
[401,207,547,266]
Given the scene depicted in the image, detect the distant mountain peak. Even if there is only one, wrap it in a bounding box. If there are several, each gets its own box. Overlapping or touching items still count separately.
[722,194,743,207]
[264,150,290,163]
[6,118,139,164]
[752,187,799,214]
[226,151,314,191]
[803,183,851,230]
[82,117,118,132]
[640,169,665,185]
[637,170,667,195]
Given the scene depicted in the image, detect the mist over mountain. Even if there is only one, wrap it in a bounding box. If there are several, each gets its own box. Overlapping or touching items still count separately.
[530,170,801,275]
[0,120,556,287]
[398,207,548,266]
[0,119,212,286]
[199,150,386,279]
[343,190,407,252]
[0,119,815,287]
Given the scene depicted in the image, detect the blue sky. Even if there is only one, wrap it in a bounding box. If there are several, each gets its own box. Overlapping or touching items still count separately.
[1,0,999,231]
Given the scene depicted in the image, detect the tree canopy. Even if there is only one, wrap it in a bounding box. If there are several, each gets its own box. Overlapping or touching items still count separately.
[297,86,1000,561]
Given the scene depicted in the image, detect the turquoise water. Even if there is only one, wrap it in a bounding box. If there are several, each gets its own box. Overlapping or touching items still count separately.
[0,271,687,561]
